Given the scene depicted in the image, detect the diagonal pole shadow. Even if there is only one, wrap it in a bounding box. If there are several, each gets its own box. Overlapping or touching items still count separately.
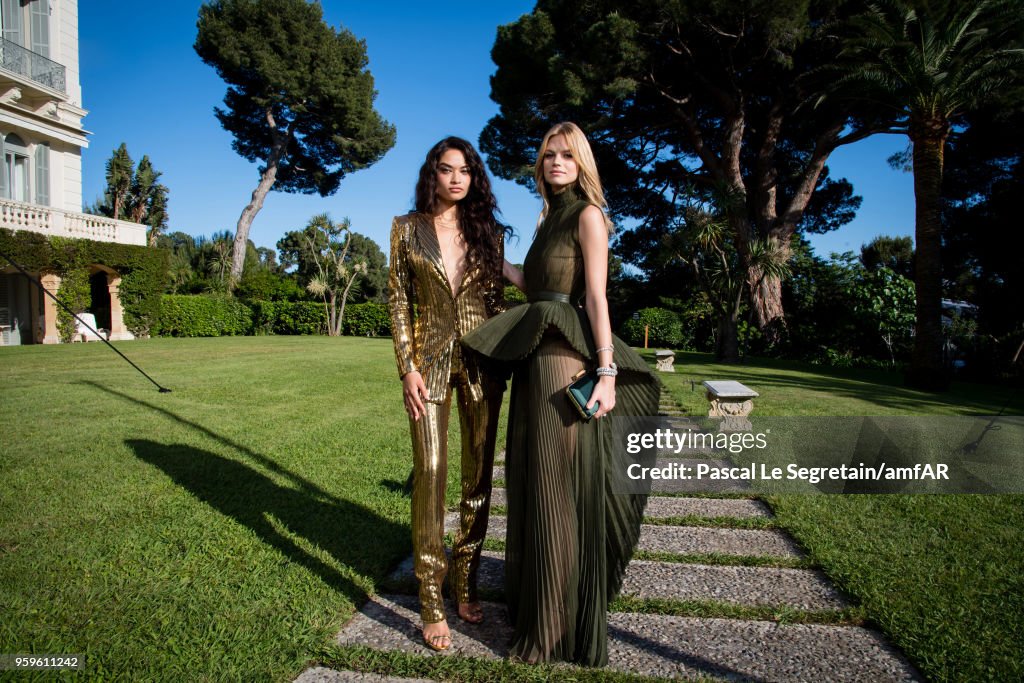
[126,439,404,602]
[80,380,409,599]
[80,380,345,505]
[607,622,771,682]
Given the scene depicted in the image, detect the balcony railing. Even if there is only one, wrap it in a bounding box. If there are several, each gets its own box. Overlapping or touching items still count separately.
[0,198,147,246]
[0,37,66,93]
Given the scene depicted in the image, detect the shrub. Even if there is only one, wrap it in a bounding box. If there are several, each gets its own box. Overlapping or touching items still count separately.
[809,347,903,371]
[236,269,305,302]
[503,285,527,305]
[249,300,326,335]
[51,238,91,343]
[620,307,685,348]
[157,294,252,337]
[343,302,390,336]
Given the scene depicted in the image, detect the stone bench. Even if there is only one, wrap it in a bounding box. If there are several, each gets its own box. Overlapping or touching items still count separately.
[655,350,675,372]
[702,380,759,431]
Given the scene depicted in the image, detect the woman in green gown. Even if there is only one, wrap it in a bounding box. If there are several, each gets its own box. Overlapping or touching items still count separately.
[462,122,659,666]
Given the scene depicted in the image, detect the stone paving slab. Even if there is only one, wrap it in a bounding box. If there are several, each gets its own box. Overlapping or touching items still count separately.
[445,514,803,558]
[642,524,802,557]
[650,473,755,494]
[645,495,771,519]
[294,668,433,683]
[390,552,844,610]
[607,611,921,682]
[489,488,772,518]
[493,459,754,493]
[621,559,847,609]
[334,594,920,682]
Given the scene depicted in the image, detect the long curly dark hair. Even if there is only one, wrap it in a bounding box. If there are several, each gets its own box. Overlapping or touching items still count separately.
[414,137,508,288]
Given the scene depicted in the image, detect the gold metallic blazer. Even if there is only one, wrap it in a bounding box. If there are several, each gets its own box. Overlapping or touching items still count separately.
[387,212,506,402]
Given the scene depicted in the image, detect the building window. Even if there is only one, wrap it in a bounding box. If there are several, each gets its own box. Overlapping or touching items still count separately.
[1,0,49,57]
[34,140,48,205]
[0,134,51,206]
[1,133,30,202]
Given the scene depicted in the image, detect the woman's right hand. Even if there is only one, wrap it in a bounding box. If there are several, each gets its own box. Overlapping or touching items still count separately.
[402,371,428,420]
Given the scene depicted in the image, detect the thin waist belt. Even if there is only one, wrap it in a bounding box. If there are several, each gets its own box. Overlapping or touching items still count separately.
[529,290,572,304]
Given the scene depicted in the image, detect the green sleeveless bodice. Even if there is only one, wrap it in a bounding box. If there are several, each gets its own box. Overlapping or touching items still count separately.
[522,187,589,302]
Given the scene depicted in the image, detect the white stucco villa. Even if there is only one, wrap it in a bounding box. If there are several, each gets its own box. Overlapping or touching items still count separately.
[1,0,146,345]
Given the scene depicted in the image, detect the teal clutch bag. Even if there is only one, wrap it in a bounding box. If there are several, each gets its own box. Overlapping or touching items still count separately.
[566,369,599,421]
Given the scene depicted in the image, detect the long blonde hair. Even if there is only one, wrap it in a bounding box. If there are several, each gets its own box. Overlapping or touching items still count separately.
[533,122,612,231]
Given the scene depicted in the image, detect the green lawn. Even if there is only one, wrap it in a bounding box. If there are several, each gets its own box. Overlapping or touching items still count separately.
[0,338,1020,681]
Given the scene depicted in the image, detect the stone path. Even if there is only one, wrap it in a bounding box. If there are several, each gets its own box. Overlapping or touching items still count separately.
[298,393,923,682]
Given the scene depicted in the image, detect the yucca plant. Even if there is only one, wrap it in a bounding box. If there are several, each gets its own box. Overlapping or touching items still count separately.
[302,213,367,336]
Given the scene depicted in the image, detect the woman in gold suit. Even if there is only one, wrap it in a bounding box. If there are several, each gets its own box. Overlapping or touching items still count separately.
[462,123,659,666]
[388,136,524,652]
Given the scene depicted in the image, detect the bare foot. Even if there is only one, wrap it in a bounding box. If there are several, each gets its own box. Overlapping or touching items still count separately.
[457,601,484,624]
[422,619,451,652]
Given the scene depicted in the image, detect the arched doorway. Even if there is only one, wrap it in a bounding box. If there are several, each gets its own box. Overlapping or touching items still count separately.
[89,269,112,330]
[86,264,133,342]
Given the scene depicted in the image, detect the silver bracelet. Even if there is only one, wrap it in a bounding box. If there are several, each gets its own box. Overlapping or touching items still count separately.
[595,363,618,377]
[596,345,614,355]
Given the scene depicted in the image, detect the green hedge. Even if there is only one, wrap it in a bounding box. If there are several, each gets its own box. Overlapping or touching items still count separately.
[342,302,391,337]
[146,294,390,338]
[157,295,252,337]
[620,307,686,348]
[250,300,326,335]
[0,229,168,337]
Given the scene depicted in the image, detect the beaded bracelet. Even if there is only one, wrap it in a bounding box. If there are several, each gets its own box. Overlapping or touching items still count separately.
[595,363,618,377]
[596,345,614,355]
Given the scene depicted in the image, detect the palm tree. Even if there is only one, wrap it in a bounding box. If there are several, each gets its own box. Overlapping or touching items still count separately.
[667,203,791,363]
[825,0,1023,389]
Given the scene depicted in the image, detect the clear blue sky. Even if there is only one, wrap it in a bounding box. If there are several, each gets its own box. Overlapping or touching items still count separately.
[79,2,915,267]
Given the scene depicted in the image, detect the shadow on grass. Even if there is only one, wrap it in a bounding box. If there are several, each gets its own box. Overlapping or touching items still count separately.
[660,352,1024,415]
[127,439,403,603]
[81,380,409,602]
[81,380,351,506]
[379,470,414,497]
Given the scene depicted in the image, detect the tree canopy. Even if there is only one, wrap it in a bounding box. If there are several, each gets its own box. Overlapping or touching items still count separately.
[89,143,170,247]
[818,0,1024,388]
[481,0,872,350]
[195,0,395,285]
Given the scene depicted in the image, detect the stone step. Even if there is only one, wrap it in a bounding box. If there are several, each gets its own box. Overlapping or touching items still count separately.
[621,559,846,609]
[445,514,803,558]
[493,456,748,489]
[645,495,772,519]
[649,468,755,494]
[489,488,772,519]
[295,669,433,683]
[389,552,845,610]
[333,593,920,682]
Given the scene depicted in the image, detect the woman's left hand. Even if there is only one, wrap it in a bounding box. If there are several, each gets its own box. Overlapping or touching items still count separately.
[587,375,616,419]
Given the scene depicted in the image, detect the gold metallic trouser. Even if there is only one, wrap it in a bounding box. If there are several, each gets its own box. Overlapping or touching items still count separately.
[409,364,501,624]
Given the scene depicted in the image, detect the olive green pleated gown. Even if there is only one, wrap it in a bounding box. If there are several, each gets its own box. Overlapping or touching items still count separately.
[462,188,660,666]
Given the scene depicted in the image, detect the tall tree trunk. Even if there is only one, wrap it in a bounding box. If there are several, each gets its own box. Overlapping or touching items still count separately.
[716,313,740,362]
[228,111,289,290]
[338,272,361,337]
[748,269,785,340]
[328,291,338,337]
[907,123,949,390]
